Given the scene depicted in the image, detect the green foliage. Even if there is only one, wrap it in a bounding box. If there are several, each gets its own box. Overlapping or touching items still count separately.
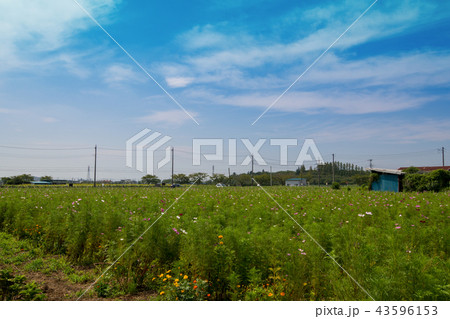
[94,281,112,298]
[0,269,45,301]
[404,167,420,174]
[331,182,340,190]
[173,174,190,184]
[141,175,160,185]
[369,172,380,184]
[429,169,450,191]
[404,170,450,192]
[1,174,34,185]
[0,186,448,300]
[404,174,429,192]
[188,172,209,183]
[25,258,45,272]
[352,174,369,186]
[40,176,53,182]
[211,174,227,184]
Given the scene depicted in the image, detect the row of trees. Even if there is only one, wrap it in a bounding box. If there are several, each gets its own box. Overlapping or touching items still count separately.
[140,162,370,187]
[1,175,53,185]
[141,173,210,185]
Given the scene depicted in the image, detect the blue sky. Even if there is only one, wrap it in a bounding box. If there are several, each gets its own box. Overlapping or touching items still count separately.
[0,0,449,180]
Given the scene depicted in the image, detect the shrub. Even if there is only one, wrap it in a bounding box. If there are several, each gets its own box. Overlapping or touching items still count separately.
[0,269,45,301]
[404,166,420,174]
[404,170,450,192]
[331,182,340,190]
[428,169,450,191]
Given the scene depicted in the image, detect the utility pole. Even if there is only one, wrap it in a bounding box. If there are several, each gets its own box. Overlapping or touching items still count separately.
[87,166,90,181]
[212,165,215,176]
[270,165,273,186]
[171,147,174,185]
[442,147,445,168]
[317,162,320,187]
[332,154,335,183]
[369,159,373,169]
[93,145,97,187]
[228,167,231,179]
[251,154,254,186]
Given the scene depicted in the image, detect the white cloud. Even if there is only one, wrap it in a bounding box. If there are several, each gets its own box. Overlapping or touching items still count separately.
[160,50,450,115]
[158,0,450,94]
[138,110,199,125]
[301,53,450,89]
[42,117,59,123]
[311,119,450,144]
[177,25,235,51]
[0,108,16,114]
[167,1,436,72]
[165,77,195,88]
[0,0,120,73]
[219,90,433,114]
[103,64,142,85]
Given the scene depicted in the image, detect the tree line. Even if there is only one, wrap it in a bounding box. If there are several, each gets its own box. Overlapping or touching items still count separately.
[141,161,370,187]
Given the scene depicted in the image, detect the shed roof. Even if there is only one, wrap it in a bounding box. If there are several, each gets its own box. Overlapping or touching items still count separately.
[369,168,405,175]
[398,166,450,172]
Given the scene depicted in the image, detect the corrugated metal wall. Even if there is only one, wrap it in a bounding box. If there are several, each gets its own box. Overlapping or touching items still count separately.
[371,173,399,192]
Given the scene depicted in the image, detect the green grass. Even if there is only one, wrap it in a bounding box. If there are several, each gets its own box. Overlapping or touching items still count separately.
[0,186,448,300]
[67,271,94,284]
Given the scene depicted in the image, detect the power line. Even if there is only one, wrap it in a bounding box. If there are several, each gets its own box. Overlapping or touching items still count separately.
[0,145,92,151]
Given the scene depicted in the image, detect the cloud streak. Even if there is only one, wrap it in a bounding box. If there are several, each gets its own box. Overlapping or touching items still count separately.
[137,110,199,125]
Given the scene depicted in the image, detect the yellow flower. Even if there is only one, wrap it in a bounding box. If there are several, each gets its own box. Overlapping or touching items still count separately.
[152,277,156,281]
[183,275,188,280]
[280,292,285,296]
[303,282,307,286]
[160,291,165,295]
[218,235,223,239]
[181,290,184,293]
[174,278,179,282]
[166,270,171,273]
[163,278,167,282]
[219,241,224,245]
[166,274,172,279]
[268,293,273,297]
[159,273,164,278]
[237,285,241,288]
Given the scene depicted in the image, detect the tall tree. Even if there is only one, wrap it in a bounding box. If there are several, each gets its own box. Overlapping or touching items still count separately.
[141,175,160,184]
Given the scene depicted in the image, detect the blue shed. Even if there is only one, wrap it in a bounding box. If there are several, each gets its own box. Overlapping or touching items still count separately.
[31,181,52,185]
[369,168,404,192]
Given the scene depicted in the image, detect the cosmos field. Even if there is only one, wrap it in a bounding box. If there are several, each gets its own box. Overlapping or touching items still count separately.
[0,186,448,300]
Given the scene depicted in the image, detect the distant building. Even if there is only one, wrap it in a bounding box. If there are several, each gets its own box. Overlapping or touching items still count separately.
[285,178,307,187]
[52,180,70,185]
[369,168,405,192]
[31,181,52,185]
[398,166,450,172]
